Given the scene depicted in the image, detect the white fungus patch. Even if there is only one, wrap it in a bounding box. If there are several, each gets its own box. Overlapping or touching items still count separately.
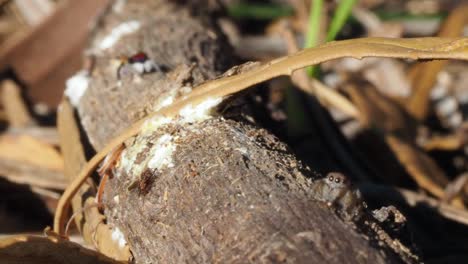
[153,90,177,112]
[98,20,141,50]
[140,96,223,135]
[179,97,223,123]
[65,70,90,107]
[118,149,135,176]
[118,135,154,177]
[140,115,173,135]
[119,97,223,179]
[118,132,177,181]
[159,95,175,108]
[147,134,177,170]
[111,227,127,248]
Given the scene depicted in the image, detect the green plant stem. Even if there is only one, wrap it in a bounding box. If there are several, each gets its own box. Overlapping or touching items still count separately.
[326,0,357,42]
[305,0,323,77]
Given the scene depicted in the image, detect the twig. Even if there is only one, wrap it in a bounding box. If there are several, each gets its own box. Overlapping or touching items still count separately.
[443,173,468,204]
[420,133,464,151]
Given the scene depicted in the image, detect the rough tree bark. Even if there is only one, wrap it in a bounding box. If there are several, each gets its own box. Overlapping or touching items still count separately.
[71,0,419,263]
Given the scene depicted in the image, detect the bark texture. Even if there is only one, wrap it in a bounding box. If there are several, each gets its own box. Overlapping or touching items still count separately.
[78,0,232,150]
[103,118,410,263]
[74,0,418,263]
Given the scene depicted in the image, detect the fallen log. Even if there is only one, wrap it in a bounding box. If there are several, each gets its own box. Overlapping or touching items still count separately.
[66,0,418,262]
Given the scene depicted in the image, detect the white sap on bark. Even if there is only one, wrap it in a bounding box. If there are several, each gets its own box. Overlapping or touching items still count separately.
[64,70,90,107]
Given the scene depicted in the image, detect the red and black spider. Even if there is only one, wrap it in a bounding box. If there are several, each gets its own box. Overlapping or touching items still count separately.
[116,51,161,79]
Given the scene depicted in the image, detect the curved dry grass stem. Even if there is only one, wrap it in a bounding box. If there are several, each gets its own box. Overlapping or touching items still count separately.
[54,37,468,235]
[279,24,360,119]
[57,99,132,261]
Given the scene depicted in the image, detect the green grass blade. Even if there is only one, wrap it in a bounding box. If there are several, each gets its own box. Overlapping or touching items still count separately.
[305,0,323,76]
[326,0,358,42]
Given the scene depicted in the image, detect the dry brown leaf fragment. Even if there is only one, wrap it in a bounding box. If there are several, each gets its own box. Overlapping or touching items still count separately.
[57,99,132,262]
[345,81,414,136]
[0,79,34,128]
[385,135,448,198]
[443,173,468,204]
[0,235,121,264]
[8,126,60,146]
[344,79,454,201]
[0,134,63,171]
[0,134,66,189]
[420,133,465,151]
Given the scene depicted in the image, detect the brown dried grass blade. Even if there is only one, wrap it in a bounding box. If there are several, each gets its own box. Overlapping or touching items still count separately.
[0,133,65,189]
[0,79,33,128]
[57,99,131,261]
[54,37,468,235]
[345,80,457,202]
[278,24,360,119]
[386,135,448,200]
[421,133,465,151]
[407,4,468,120]
[188,37,468,105]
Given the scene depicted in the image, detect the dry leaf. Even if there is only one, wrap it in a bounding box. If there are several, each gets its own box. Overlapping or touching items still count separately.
[0,235,121,264]
[344,80,454,201]
[57,99,132,262]
[407,4,468,120]
[0,79,33,128]
[0,134,65,189]
[345,80,416,138]
[421,133,465,151]
[0,134,63,171]
[386,134,448,199]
